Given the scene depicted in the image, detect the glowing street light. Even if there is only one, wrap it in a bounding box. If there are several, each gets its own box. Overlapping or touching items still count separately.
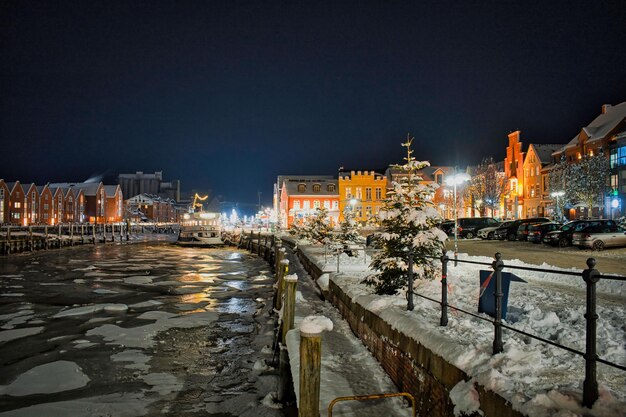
[445,171,470,266]
[550,191,565,222]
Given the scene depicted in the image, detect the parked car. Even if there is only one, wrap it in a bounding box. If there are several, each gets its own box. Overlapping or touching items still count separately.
[439,220,455,236]
[494,217,550,241]
[527,222,561,243]
[572,222,626,250]
[478,221,510,240]
[517,221,551,241]
[542,220,618,247]
[455,217,500,239]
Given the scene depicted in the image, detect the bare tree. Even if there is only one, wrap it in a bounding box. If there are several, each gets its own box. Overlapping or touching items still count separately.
[469,157,506,217]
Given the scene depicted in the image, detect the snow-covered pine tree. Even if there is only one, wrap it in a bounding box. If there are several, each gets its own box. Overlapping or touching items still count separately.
[335,208,361,255]
[364,136,448,295]
[305,207,334,244]
[288,217,312,241]
[568,154,610,218]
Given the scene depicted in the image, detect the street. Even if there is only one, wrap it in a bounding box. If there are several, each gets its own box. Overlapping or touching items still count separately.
[446,238,626,275]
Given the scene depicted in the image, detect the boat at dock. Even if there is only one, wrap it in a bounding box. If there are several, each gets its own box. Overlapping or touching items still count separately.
[177,211,223,246]
[176,194,224,247]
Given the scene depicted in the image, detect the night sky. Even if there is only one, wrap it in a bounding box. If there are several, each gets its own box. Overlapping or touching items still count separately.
[2,1,625,211]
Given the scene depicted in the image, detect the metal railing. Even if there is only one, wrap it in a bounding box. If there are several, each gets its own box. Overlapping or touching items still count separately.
[328,392,416,417]
[402,252,626,408]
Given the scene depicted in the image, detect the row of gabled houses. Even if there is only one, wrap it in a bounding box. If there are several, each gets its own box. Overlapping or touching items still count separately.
[0,180,123,226]
[274,102,626,228]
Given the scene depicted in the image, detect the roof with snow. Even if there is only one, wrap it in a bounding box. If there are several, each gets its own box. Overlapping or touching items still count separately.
[530,144,562,165]
[560,102,626,150]
[48,182,102,196]
[283,177,339,196]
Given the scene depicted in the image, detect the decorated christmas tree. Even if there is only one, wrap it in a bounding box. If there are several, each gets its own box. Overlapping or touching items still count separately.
[364,136,447,294]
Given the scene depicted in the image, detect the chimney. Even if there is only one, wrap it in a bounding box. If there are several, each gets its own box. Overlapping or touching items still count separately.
[602,104,612,114]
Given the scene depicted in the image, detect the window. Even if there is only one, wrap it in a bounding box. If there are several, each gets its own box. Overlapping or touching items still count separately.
[356,187,362,199]
[323,200,330,209]
[327,184,336,192]
[610,146,626,168]
[536,166,539,176]
[303,200,310,209]
[530,168,533,177]
[610,174,618,193]
[356,206,362,218]
[14,202,21,209]
[345,187,352,199]
[375,187,382,200]
[44,203,49,210]
[298,184,306,192]
[510,179,517,192]
[313,200,320,209]
[365,187,372,201]
[332,201,339,210]
[365,206,372,218]
[312,184,321,193]
[435,173,443,185]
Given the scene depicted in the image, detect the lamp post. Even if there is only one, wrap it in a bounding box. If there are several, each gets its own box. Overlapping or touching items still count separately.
[551,191,565,222]
[445,171,470,266]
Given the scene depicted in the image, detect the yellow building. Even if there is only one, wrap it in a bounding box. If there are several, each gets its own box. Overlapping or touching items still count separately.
[338,170,387,223]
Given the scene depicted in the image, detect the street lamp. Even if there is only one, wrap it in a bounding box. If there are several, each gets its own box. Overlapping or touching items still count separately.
[445,171,470,266]
[551,191,565,222]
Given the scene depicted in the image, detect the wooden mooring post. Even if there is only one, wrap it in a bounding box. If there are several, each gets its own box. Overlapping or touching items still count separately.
[274,259,289,311]
[281,273,298,344]
[298,316,333,417]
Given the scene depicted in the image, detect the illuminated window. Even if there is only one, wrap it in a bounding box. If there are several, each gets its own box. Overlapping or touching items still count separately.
[323,200,330,209]
[327,184,335,192]
[589,150,594,156]
[313,200,320,209]
[332,201,338,210]
[577,152,582,160]
[303,200,310,209]
[14,202,21,208]
[356,187,362,199]
[297,184,306,192]
[345,187,352,198]
[312,184,321,192]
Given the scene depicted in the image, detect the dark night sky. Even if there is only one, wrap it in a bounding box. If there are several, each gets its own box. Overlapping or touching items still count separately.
[1,1,625,211]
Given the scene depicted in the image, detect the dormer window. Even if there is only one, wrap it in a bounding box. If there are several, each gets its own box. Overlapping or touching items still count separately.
[298,184,306,192]
[327,184,336,192]
[313,184,321,192]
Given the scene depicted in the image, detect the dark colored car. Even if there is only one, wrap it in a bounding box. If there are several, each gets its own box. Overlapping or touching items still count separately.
[543,220,618,247]
[494,217,550,241]
[527,222,561,243]
[439,220,455,236]
[517,221,551,241]
[454,217,500,239]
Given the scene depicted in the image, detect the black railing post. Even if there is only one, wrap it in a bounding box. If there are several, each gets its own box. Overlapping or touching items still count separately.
[407,250,414,311]
[582,258,600,408]
[440,254,449,326]
[492,252,504,354]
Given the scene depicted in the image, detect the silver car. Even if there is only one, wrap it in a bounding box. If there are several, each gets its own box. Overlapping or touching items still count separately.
[478,221,511,240]
[572,223,626,250]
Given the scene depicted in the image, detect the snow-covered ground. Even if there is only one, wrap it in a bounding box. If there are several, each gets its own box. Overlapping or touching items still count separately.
[296,242,626,417]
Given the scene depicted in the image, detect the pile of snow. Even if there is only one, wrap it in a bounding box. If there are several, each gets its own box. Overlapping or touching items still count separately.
[300,315,333,336]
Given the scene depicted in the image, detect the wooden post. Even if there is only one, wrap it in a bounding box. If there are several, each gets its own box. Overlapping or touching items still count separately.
[44,225,49,249]
[257,232,262,256]
[281,274,298,344]
[274,259,289,311]
[69,223,74,246]
[92,223,96,244]
[299,316,332,417]
[28,226,33,251]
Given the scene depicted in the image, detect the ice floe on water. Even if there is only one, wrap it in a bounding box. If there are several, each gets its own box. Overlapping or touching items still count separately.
[92,289,119,294]
[129,300,163,309]
[0,327,44,343]
[86,310,218,348]
[0,360,89,396]
[141,372,182,395]
[111,349,151,371]
[53,303,128,318]
[123,276,154,285]
[0,393,150,417]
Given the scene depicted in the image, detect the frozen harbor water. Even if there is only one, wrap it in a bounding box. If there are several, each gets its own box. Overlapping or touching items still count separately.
[0,241,283,416]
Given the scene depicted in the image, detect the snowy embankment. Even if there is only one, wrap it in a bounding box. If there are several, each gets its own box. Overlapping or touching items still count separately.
[298,242,626,417]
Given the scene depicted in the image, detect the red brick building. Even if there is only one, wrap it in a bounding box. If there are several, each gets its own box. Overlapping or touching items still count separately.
[0,180,10,225]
